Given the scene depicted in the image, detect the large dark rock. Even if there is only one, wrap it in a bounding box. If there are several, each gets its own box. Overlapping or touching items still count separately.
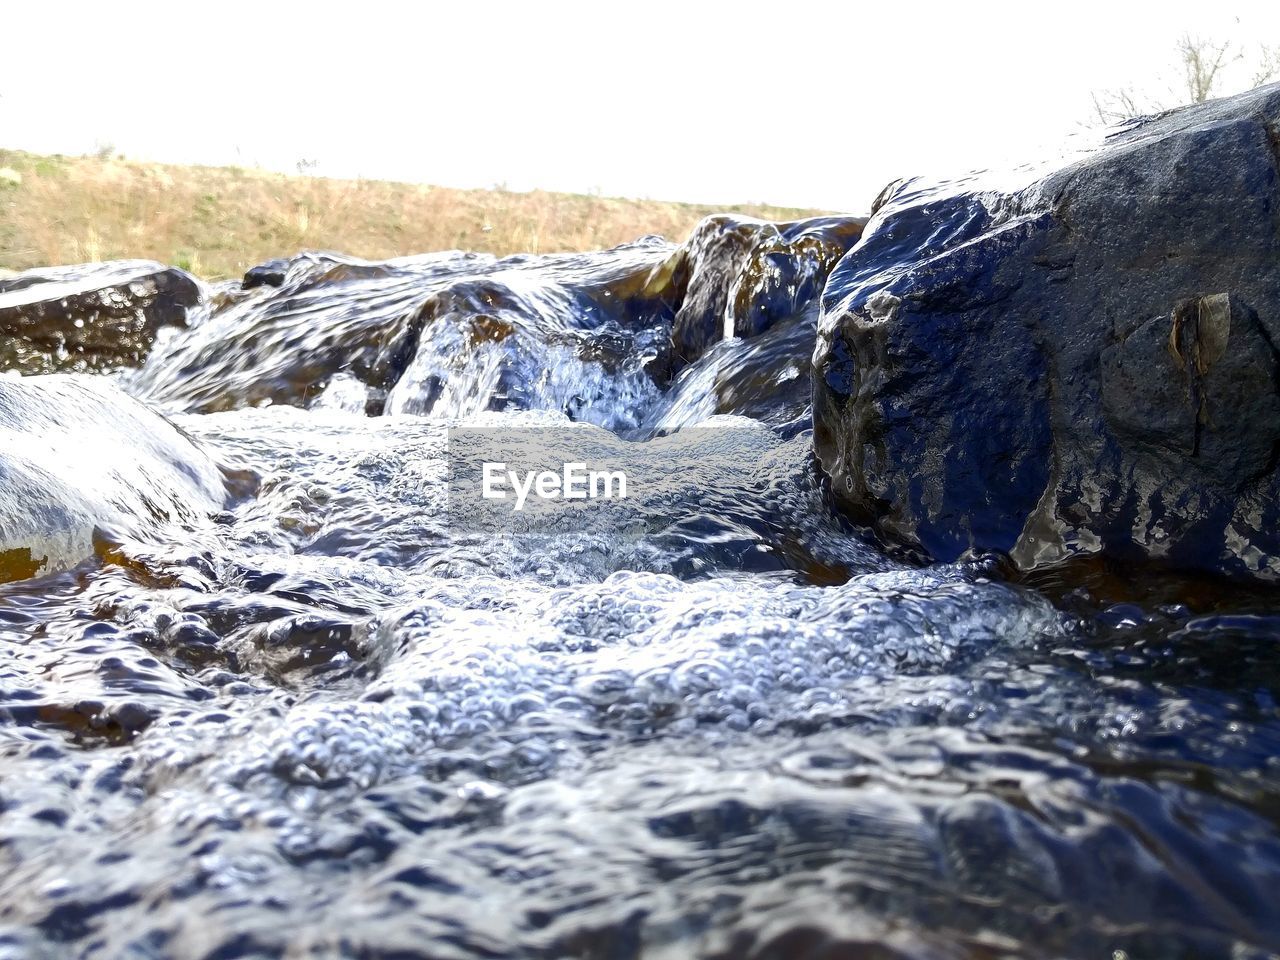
[0,260,202,374]
[813,83,1280,584]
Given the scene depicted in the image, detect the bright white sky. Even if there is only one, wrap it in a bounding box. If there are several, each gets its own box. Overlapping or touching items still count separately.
[1,1,1278,212]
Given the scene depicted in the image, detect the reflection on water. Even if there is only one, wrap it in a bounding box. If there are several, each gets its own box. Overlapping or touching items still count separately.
[0,218,1278,958]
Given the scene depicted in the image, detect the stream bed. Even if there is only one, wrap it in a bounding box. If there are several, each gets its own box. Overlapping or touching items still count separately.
[0,221,1278,959]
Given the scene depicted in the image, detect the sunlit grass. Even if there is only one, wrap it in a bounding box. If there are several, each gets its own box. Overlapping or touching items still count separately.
[0,149,829,280]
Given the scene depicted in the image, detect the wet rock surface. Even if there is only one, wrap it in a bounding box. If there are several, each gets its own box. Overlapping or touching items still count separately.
[126,215,863,429]
[813,82,1280,585]
[0,260,202,374]
[660,214,864,374]
[0,375,230,583]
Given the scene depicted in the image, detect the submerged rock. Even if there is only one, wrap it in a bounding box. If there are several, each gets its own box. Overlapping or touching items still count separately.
[129,250,500,415]
[644,308,821,435]
[382,242,680,430]
[0,260,201,374]
[128,245,679,426]
[0,374,230,583]
[127,216,863,429]
[813,82,1280,585]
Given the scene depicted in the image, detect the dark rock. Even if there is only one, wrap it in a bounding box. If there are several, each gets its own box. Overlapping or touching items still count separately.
[0,260,202,374]
[657,215,865,374]
[243,257,292,289]
[813,83,1280,584]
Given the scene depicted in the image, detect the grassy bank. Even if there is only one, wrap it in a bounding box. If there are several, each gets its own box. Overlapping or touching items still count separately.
[0,149,829,280]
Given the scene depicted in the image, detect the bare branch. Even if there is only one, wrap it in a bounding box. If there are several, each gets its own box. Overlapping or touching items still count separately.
[1253,45,1280,88]
[1178,34,1237,103]
[1089,35,1278,125]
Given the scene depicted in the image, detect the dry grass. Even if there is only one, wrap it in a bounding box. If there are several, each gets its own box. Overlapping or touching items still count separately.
[0,149,829,280]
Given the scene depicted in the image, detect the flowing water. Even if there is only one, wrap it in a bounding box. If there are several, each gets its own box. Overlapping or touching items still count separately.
[1,222,1278,959]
